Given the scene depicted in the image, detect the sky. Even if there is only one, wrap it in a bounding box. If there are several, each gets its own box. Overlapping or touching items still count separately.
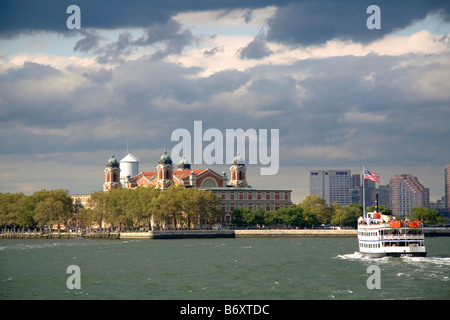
[0,0,449,204]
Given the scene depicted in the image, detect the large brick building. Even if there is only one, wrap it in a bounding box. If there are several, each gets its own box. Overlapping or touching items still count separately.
[72,151,292,224]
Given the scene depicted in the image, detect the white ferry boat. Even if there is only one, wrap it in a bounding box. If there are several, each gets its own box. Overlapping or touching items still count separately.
[357,212,426,257]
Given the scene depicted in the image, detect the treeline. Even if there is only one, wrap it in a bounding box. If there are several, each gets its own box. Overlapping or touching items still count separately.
[1,189,445,232]
[232,194,446,228]
[0,189,72,232]
[232,195,363,228]
[80,185,221,230]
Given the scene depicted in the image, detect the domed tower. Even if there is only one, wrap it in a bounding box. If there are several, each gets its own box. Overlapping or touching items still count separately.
[120,153,139,188]
[103,155,121,191]
[229,154,248,187]
[177,157,191,170]
[157,150,174,189]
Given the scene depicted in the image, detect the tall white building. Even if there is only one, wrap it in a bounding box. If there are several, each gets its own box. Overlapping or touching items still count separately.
[310,170,351,206]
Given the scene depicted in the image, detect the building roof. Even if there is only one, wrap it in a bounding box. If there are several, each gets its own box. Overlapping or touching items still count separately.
[159,150,172,165]
[174,169,208,180]
[120,153,139,162]
[233,154,245,165]
[106,155,120,168]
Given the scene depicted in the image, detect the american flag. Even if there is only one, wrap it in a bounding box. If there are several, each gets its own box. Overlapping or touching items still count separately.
[364,169,380,183]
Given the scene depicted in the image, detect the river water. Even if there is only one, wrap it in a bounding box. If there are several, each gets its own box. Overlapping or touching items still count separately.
[0,237,449,300]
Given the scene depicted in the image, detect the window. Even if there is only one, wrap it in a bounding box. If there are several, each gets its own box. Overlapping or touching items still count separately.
[201,178,217,188]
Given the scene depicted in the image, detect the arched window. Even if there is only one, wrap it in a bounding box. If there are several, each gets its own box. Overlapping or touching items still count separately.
[201,178,218,188]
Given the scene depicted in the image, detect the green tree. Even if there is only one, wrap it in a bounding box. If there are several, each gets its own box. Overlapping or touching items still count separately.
[331,205,361,228]
[300,195,331,224]
[231,207,248,225]
[409,207,446,226]
[16,195,36,230]
[367,205,391,214]
[264,208,284,226]
[285,205,305,227]
[247,207,265,225]
[192,189,221,229]
[0,192,26,227]
[302,209,319,228]
[32,189,73,232]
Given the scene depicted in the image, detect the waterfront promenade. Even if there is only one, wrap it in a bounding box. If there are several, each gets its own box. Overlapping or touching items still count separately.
[1,227,449,239]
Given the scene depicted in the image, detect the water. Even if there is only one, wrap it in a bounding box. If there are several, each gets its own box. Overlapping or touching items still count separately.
[0,237,449,300]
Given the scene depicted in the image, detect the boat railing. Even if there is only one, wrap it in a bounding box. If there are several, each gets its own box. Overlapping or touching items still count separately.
[381,234,424,241]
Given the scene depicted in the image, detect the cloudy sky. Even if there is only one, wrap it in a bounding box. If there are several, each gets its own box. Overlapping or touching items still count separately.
[1,0,449,203]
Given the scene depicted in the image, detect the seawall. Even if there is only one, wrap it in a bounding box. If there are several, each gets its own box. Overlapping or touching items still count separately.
[118,229,358,239]
[2,228,449,239]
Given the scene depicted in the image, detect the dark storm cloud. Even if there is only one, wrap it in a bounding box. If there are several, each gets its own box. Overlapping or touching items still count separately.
[3,1,449,47]
[266,0,450,46]
[0,0,289,37]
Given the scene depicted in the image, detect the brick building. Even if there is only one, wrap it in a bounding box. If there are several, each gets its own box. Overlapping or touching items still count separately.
[72,151,292,224]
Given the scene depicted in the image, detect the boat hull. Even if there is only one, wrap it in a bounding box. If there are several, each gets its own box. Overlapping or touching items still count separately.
[359,251,427,258]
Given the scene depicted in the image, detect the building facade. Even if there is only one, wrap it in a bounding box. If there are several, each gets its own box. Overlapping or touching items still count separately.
[389,174,429,216]
[310,170,351,206]
[72,151,292,224]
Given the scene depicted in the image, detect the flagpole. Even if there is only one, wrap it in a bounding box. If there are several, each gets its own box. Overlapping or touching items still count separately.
[362,165,366,220]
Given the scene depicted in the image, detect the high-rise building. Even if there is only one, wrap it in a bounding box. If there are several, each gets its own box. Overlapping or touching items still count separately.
[363,179,377,209]
[389,174,429,216]
[310,170,351,206]
[377,184,390,208]
[445,164,450,215]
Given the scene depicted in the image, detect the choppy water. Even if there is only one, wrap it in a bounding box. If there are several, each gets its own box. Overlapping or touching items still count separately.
[0,237,449,300]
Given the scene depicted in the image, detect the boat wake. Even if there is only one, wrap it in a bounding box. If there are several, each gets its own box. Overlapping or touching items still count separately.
[336,251,450,266]
[335,251,381,261]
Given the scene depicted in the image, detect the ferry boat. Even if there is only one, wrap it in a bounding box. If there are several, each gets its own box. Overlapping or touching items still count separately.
[357,212,426,257]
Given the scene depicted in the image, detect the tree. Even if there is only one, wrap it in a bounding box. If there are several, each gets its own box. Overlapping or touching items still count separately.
[302,209,319,228]
[367,205,391,214]
[331,205,361,228]
[247,207,265,225]
[231,208,247,225]
[285,205,305,227]
[32,189,73,232]
[409,207,445,226]
[0,192,26,227]
[192,189,221,229]
[300,195,331,224]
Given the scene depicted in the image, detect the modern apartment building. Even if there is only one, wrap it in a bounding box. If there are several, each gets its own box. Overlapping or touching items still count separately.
[445,164,450,214]
[389,174,429,216]
[310,170,351,206]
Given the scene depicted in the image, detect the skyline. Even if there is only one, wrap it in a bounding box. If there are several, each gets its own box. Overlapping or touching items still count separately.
[1,1,449,203]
